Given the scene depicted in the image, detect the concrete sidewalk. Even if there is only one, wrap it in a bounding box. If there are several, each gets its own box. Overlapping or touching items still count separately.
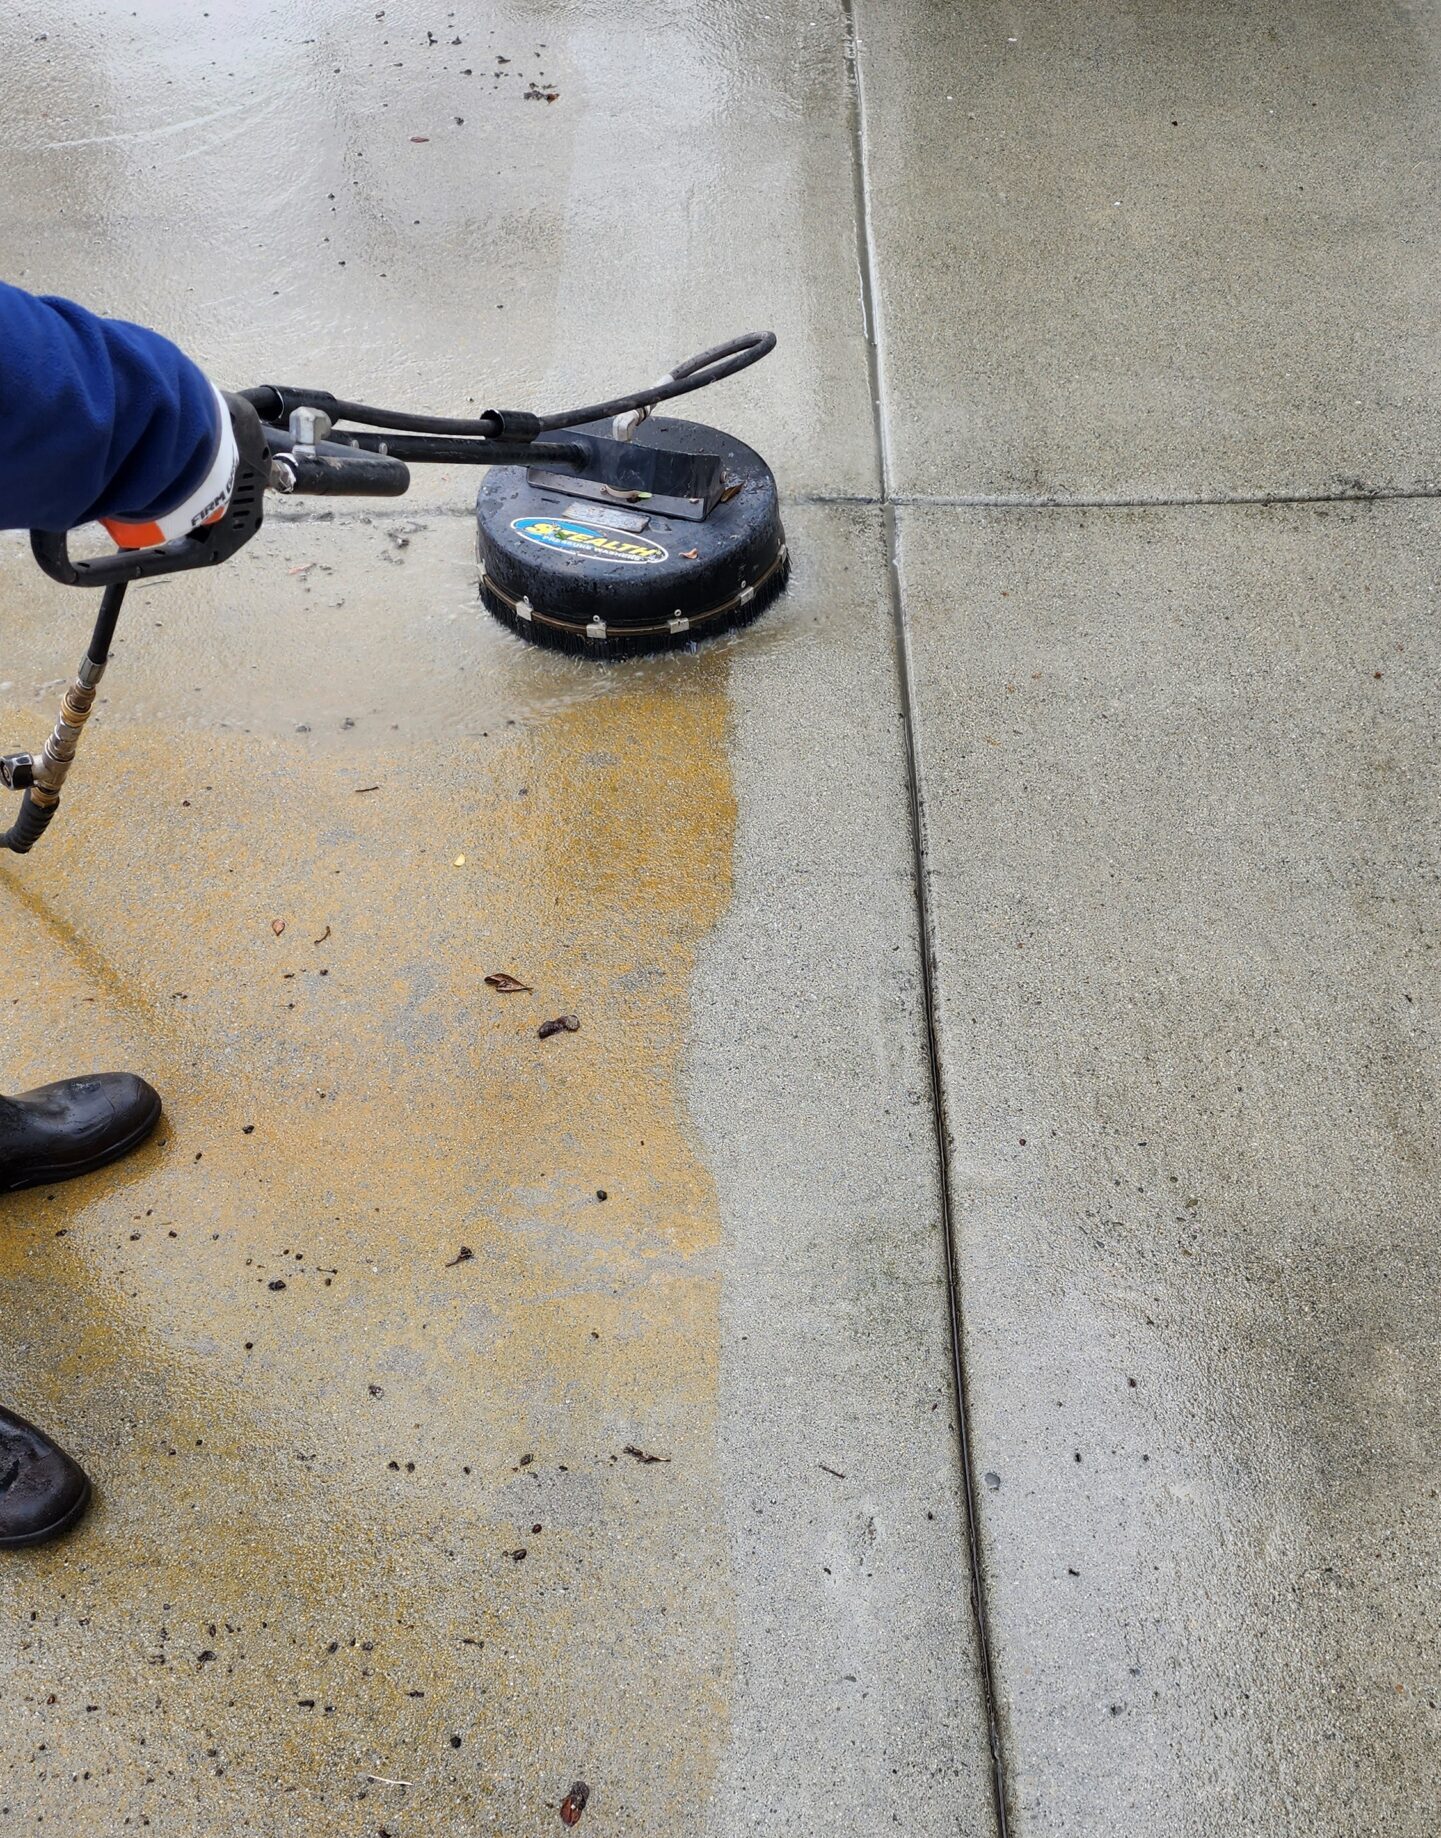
[0,3,1436,1835]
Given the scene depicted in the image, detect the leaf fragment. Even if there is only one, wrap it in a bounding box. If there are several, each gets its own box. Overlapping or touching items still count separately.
[537,1015,580,1039]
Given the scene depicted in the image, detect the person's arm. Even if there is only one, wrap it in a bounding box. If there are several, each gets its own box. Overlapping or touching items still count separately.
[0,281,236,541]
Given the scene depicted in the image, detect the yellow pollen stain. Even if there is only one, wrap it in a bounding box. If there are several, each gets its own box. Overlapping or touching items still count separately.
[0,659,736,1833]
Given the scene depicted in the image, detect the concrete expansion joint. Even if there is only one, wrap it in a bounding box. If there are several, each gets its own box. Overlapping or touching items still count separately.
[841,1,1011,1833]
[792,485,1441,513]
[898,484,1441,510]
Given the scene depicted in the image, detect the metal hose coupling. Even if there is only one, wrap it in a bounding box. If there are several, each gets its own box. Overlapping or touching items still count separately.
[0,577,120,856]
[0,669,98,853]
[36,669,101,793]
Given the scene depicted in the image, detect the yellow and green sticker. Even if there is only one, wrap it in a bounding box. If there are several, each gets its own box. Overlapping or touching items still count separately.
[513,516,668,566]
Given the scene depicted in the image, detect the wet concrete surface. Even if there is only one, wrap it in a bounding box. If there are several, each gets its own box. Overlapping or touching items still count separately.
[0,7,941,1827]
[855,0,1441,500]
[2,0,1439,1833]
[899,500,1441,1833]
[0,503,991,1834]
[693,506,994,1831]
[0,0,875,507]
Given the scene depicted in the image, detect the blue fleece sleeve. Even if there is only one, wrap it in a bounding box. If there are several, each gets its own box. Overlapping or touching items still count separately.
[0,281,220,532]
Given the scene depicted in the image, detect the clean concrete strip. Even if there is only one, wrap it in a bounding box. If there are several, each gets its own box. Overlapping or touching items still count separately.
[694,503,999,1836]
[853,0,1441,501]
[898,498,1441,1834]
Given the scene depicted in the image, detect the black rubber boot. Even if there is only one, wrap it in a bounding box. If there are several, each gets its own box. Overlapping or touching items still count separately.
[0,1074,161,1193]
[0,1405,91,1547]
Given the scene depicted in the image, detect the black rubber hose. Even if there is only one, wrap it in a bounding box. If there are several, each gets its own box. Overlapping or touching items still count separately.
[0,791,58,854]
[532,332,777,432]
[86,581,127,673]
[248,332,776,441]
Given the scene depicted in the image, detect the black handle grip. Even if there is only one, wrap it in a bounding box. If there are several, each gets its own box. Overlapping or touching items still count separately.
[31,526,227,587]
[269,446,412,497]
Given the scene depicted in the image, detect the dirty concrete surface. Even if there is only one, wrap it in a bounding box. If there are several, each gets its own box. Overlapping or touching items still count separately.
[0,3,1436,1837]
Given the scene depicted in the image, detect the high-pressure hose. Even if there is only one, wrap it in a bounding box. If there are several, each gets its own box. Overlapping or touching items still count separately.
[0,581,126,853]
[244,332,776,442]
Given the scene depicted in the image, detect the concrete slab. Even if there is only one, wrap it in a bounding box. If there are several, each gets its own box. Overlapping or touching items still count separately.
[0,5,1004,1829]
[0,492,993,1834]
[897,498,1441,1832]
[854,0,1441,500]
[0,0,876,505]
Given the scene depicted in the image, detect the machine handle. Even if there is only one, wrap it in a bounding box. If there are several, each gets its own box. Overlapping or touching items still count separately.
[29,428,412,587]
[30,427,271,588]
[30,524,234,587]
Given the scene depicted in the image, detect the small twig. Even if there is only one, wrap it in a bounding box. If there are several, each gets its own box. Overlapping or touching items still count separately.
[365,1774,412,1788]
[818,1463,846,1479]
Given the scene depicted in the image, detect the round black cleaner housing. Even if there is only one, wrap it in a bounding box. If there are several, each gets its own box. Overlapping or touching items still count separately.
[476,415,788,657]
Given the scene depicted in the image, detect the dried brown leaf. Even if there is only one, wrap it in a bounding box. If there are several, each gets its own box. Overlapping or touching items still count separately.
[485,972,532,993]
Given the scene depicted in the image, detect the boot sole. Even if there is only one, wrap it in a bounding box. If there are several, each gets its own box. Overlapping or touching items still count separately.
[0,1092,163,1195]
[0,1474,93,1549]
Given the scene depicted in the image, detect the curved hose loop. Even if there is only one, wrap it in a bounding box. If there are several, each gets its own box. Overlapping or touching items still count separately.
[280,331,777,440]
[0,791,58,854]
[532,331,777,431]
